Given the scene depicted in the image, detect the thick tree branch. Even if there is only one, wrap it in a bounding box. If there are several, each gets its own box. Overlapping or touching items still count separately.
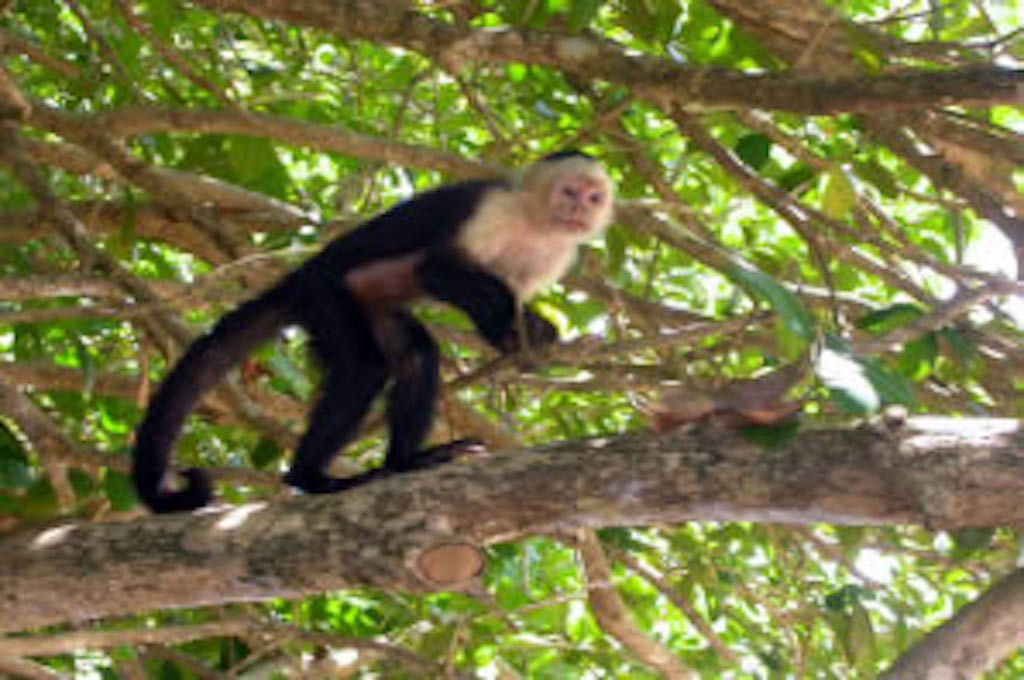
[90,106,498,177]
[0,201,231,265]
[191,0,1024,114]
[881,568,1024,677]
[0,656,62,680]
[2,417,1023,633]
[706,0,856,68]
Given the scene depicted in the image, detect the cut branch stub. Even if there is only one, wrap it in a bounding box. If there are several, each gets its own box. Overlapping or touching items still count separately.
[415,542,485,584]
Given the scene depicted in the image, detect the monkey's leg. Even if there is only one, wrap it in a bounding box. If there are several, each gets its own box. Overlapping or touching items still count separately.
[376,310,481,474]
[287,310,454,494]
[380,311,446,471]
[283,362,388,494]
[284,283,388,494]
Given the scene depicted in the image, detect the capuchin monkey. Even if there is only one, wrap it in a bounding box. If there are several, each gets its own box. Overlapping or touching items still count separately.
[132,152,614,513]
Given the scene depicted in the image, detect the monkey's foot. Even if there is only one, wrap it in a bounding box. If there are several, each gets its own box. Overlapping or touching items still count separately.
[283,440,488,495]
[403,438,486,471]
[283,467,389,494]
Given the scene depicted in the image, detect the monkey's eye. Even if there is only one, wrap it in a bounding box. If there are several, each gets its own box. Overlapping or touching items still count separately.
[588,192,604,206]
[562,185,578,199]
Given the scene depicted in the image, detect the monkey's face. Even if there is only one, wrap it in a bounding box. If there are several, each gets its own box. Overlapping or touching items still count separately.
[547,174,612,235]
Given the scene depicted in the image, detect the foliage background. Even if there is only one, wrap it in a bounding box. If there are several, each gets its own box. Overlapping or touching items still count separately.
[1,0,1024,676]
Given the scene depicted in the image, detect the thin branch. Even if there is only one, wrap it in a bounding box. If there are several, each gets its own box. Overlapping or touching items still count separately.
[0,620,256,657]
[61,0,142,101]
[0,378,280,491]
[0,619,444,677]
[854,282,1023,355]
[576,530,696,679]
[612,549,741,665]
[867,118,1024,277]
[112,0,236,107]
[670,111,935,303]
[0,28,82,80]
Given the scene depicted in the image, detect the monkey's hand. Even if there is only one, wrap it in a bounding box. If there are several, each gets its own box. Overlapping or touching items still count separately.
[499,308,558,354]
[417,252,558,355]
[524,309,559,347]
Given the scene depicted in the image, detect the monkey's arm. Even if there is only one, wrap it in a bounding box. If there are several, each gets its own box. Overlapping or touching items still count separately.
[417,251,558,353]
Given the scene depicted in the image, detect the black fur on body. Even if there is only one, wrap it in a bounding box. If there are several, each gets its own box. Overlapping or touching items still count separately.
[132,154,613,513]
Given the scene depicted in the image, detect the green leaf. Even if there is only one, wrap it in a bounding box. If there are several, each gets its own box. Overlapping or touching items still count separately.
[0,458,31,491]
[98,403,131,436]
[835,526,866,553]
[0,422,30,491]
[567,0,602,31]
[734,134,772,171]
[20,479,57,520]
[939,327,978,367]
[852,159,899,198]
[69,468,95,496]
[603,224,628,277]
[845,25,886,74]
[740,419,800,449]
[819,345,880,414]
[143,0,186,41]
[228,136,290,199]
[855,303,924,333]
[951,527,994,560]
[597,527,648,552]
[898,334,938,381]
[0,494,19,515]
[818,338,915,414]
[652,0,683,43]
[251,437,282,469]
[726,264,815,344]
[777,163,816,193]
[104,470,139,511]
[846,602,878,670]
[267,353,314,400]
[622,0,656,41]
[822,166,857,219]
[506,63,528,83]
[862,359,914,406]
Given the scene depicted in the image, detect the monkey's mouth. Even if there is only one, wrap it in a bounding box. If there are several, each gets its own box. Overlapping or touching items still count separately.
[555,217,588,232]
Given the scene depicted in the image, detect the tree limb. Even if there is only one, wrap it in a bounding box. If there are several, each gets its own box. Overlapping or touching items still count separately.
[577,529,696,679]
[2,417,1023,633]
[881,568,1024,677]
[190,0,1022,114]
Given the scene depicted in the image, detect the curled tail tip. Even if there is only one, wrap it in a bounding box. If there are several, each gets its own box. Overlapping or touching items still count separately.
[138,467,214,514]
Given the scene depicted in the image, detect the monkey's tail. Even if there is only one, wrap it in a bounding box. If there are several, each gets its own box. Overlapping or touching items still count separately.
[132,283,296,513]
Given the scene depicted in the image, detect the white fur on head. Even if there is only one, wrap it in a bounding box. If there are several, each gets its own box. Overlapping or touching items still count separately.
[519,153,614,235]
[458,153,613,299]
